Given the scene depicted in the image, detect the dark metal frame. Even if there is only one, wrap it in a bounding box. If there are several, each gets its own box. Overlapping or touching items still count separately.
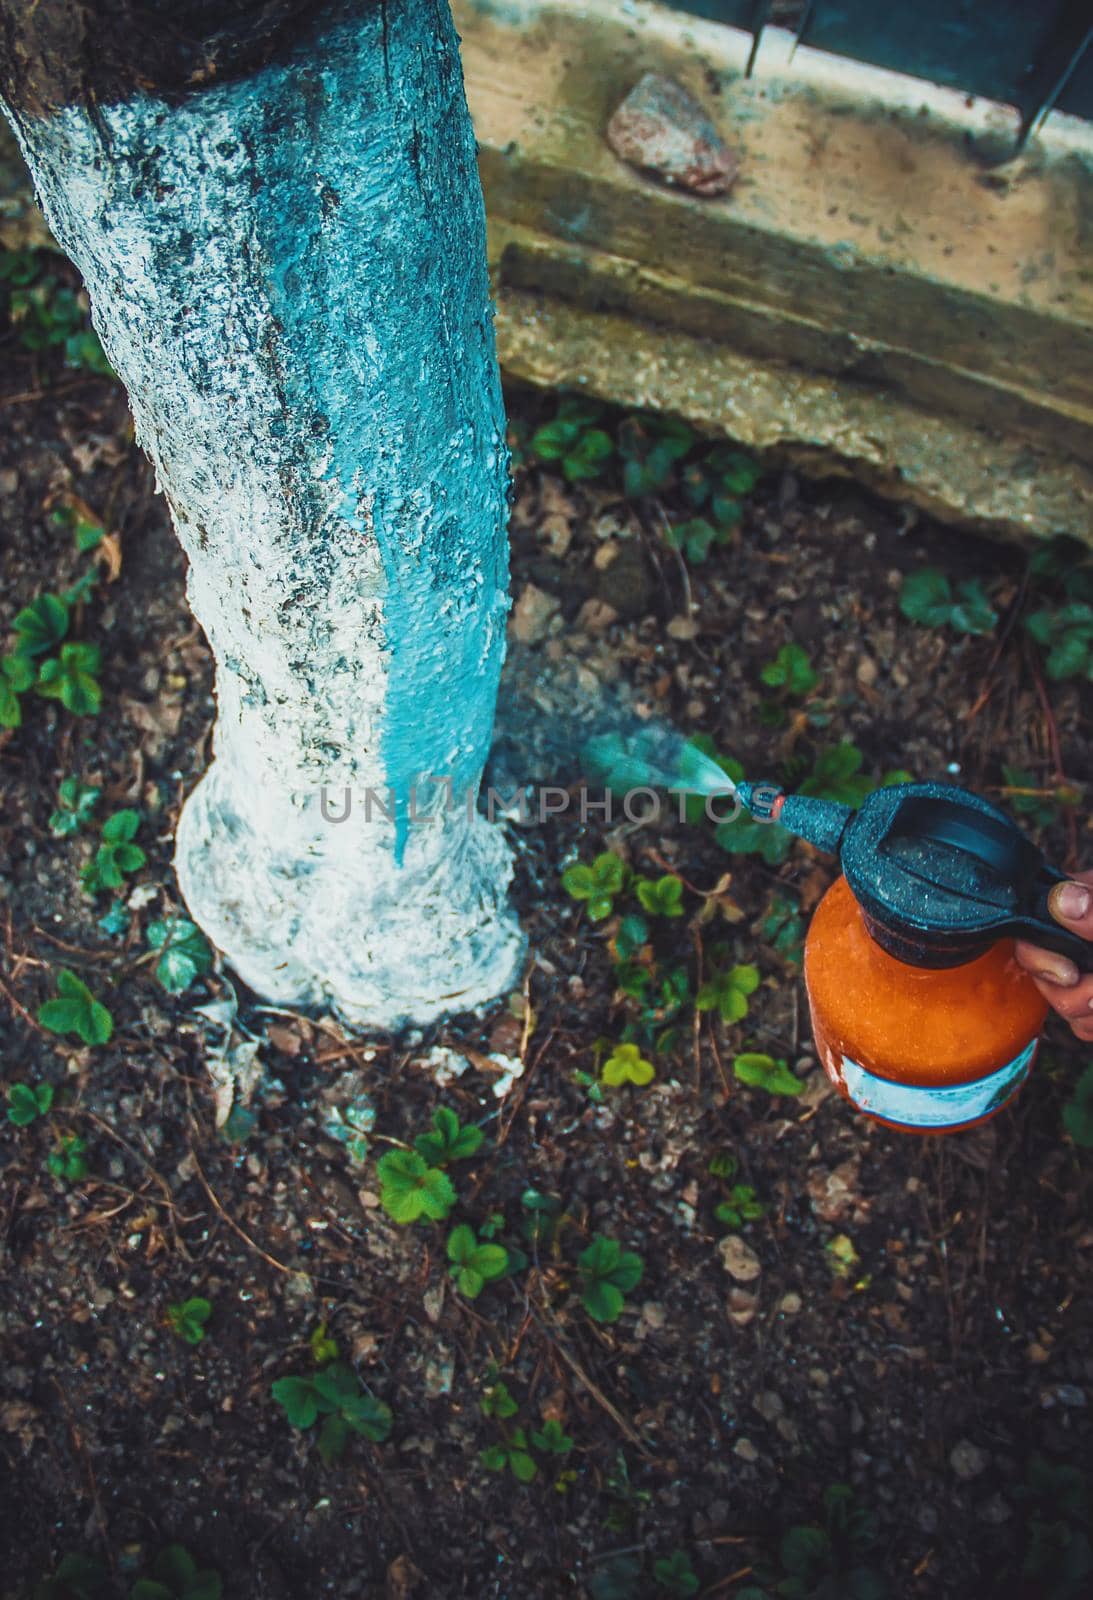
[669,1,1093,144]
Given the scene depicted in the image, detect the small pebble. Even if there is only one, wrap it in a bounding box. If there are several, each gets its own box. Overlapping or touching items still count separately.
[950,1439,990,1480]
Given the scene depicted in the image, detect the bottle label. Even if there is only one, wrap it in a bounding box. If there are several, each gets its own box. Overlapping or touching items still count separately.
[838,1039,1037,1130]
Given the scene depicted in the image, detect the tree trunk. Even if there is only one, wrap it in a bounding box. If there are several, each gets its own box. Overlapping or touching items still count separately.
[2,0,524,1026]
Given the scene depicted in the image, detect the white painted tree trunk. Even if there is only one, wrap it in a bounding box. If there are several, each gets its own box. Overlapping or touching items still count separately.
[4,0,524,1025]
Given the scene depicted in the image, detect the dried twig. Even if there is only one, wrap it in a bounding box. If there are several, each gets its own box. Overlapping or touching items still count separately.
[188,1145,297,1277]
[531,1303,652,1456]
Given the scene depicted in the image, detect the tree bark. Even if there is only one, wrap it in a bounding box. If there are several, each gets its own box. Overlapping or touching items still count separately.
[2,0,524,1025]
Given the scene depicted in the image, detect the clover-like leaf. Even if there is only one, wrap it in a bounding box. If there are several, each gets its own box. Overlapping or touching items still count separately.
[49,776,100,837]
[761,642,817,697]
[6,1081,53,1126]
[37,641,102,715]
[577,1234,643,1324]
[47,1133,88,1182]
[413,1104,484,1166]
[147,918,214,995]
[376,1149,455,1224]
[83,810,145,895]
[562,851,625,921]
[601,1042,655,1088]
[634,874,684,918]
[531,1417,573,1455]
[732,1052,803,1097]
[654,1549,700,1597]
[696,963,760,1024]
[166,1296,212,1346]
[446,1223,508,1298]
[271,1374,321,1429]
[13,592,69,656]
[38,967,113,1046]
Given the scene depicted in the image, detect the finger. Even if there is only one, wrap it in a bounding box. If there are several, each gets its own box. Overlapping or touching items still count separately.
[1064,1013,1093,1044]
[1014,939,1080,988]
[1026,973,1093,1022]
[1047,872,1093,940]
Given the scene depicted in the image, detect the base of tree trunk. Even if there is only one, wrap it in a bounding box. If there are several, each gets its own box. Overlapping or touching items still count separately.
[177,768,524,1026]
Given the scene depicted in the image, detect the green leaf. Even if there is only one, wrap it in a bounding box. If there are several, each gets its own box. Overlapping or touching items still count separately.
[146,918,214,995]
[899,568,953,628]
[318,1412,350,1464]
[130,1583,174,1600]
[696,964,760,1024]
[581,1279,624,1323]
[101,808,140,842]
[150,1546,198,1593]
[587,1553,644,1600]
[780,1524,831,1579]
[578,1234,643,1322]
[654,1550,700,1597]
[167,1297,211,1345]
[447,1222,477,1265]
[899,567,996,635]
[635,874,684,917]
[950,577,998,635]
[1046,632,1091,681]
[481,1444,508,1472]
[38,967,113,1046]
[1063,1063,1093,1148]
[413,1104,483,1166]
[481,1379,518,1419]
[667,516,721,563]
[564,428,614,481]
[376,1149,456,1224]
[2,651,35,691]
[37,642,102,715]
[614,913,649,960]
[715,813,792,865]
[98,902,131,938]
[447,1225,507,1295]
[531,1417,574,1455]
[508,1446,538,1482]
[601,1042,655,1087]
[800,742,872,806]
[733,1052,803,1097]
[13,592,69,656]
[49,777,100,837]
[271,1375,320,1429]
[761,643,817,696]
[6,1081,53,1125]
[342,1391,392,1443]
[455,1265,484,1297]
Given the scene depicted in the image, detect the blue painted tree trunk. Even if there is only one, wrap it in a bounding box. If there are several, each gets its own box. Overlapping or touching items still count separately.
[3,0,524,1024]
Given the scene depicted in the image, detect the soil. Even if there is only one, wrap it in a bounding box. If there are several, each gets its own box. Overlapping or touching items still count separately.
[1,282,1091,1600]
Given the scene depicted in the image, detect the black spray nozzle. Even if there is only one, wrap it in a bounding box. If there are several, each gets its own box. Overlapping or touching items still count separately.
[736,781,852,856]
[741,778,1093,972]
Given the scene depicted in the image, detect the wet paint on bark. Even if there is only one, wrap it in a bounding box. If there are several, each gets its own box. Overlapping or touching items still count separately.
[2,0,523,1024]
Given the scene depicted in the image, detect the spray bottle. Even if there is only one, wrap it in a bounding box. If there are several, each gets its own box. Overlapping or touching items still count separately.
[733,779,1091,1133]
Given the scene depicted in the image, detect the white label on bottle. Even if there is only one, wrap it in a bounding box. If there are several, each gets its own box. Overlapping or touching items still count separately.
[839,1039,1037,1129]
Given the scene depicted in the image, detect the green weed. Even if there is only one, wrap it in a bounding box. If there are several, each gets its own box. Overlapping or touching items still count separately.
[577,1234,643,1324]
[6,1081,53,1126]
[38,968,113,1046]
[166,1297,212,1346]
[271,1362,392,1464]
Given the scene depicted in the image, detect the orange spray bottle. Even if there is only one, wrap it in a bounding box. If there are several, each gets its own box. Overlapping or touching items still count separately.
[735,781,1089,1133]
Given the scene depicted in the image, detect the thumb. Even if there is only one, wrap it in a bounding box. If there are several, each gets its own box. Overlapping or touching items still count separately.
[1047,870,1093,940]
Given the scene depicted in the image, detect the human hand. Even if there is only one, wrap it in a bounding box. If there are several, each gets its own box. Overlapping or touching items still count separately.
[1014,872,1093,1041]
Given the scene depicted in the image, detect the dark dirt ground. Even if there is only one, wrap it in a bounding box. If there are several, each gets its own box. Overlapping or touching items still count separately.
[1,272,1091,1600]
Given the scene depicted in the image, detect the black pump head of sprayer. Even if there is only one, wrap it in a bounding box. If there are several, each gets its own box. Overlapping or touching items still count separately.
[736,779,1093,972]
